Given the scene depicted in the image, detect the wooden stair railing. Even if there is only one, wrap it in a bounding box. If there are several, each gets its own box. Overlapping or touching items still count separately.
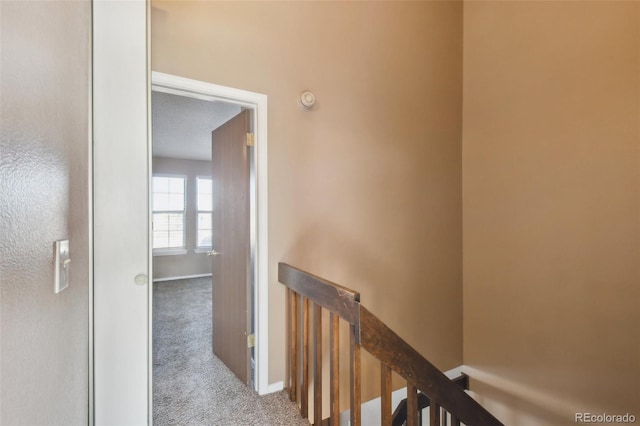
[279,263,503,426]
[280,262,362,426]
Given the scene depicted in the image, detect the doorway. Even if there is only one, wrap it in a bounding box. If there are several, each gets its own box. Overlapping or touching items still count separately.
[150,73,270,409]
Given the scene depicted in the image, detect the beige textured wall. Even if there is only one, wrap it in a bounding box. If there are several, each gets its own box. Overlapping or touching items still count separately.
[152,0,464,398]
[1,1,91,423]
[463,2,640,424]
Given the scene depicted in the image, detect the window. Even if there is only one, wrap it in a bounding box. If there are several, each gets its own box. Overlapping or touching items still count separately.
[197,177,213,248]
[152,176,186,250]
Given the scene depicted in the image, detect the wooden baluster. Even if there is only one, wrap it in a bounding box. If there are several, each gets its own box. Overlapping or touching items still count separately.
[350,324,361,426]
[286,289,291,399]
[430,402,440,426]
[290,291,298,403]
[285,288,298,401]
[314,304,323,426]
[302,296,310,419]
[380,363,392,425]
[330,313,340,425]
[279,263,505,426]
[407,383,418,426]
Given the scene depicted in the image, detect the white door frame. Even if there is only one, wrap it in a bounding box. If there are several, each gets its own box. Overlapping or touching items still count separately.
[151,72,270,395]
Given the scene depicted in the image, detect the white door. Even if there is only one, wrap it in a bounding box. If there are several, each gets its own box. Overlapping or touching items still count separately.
[93,2,150,424]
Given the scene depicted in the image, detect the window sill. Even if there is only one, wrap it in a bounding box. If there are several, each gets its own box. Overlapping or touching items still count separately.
[153,248,188,257]
[194,247,213,254]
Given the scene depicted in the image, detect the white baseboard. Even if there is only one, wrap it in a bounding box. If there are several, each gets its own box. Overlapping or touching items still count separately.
[267,381,284,394]
[152,273,212,283]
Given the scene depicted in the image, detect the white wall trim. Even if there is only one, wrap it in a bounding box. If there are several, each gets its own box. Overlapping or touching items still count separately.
[151,72,270,395]
[460,365,584,421]
[268,381,284,393]
[152,273,212,283]
[88,13,95,423]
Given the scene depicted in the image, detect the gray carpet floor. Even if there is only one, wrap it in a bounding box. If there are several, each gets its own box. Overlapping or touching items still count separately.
[153,277,309,425]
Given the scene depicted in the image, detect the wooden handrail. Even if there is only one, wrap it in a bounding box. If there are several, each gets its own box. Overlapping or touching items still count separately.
[360,306,503,425]
[279,263,503,426]
[279,263,360,325]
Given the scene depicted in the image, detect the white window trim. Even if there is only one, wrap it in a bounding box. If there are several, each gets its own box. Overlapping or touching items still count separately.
[151,174,187,251]
[152,248,188,256]
[195,175,213,250]
[153,173,187,179]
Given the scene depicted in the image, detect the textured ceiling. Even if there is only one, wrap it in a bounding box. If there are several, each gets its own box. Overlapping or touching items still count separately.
[152,91,242,161]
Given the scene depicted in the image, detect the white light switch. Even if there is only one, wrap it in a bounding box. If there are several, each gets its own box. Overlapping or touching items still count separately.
[54,240,70,293]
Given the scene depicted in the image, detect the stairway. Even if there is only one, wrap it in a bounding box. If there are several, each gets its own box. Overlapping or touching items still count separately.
[279,263,503,426]
[391,374,469,426]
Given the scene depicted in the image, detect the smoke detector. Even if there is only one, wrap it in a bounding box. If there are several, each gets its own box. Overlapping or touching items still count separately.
[299,91,316,110]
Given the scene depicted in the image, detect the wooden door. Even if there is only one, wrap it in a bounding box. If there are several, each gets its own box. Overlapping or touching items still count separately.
[211,109,251,384]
